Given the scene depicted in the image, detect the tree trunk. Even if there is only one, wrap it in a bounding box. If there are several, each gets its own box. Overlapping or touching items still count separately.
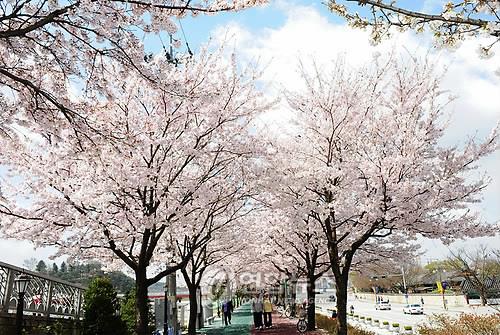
[306,275,316,330]
[479,288,488,306]
[335,275,349,335]
[135,267,150,335]
[187,284,198,335]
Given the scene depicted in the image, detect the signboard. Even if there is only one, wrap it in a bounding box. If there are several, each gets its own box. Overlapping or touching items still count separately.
[436,281,444,293]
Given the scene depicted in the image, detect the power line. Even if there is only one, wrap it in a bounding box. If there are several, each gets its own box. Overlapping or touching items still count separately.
[178,19,193,57]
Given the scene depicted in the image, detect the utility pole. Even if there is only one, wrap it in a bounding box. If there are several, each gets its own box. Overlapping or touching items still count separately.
[433,268,447,310]
[401,267,408,304]
[164,270,178,335]
[196,286,203,329]
[439,269,447,310]
[283,279,288,307]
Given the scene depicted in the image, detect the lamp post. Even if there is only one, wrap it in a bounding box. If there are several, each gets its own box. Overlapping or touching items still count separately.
[14,273,31,335]
[433,268,447,309]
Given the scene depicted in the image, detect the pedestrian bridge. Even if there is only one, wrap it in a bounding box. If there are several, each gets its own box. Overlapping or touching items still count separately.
[0,261,85,318]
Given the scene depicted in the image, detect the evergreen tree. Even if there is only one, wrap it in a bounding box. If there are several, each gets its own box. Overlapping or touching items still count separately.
[51,263,59,274]
[120,290,137,335]
[82,277,126,335]
[60,262,67,273]
[120,289,155,335]
[35,260,47,273]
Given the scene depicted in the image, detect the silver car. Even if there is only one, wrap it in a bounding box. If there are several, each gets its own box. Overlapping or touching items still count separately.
[403,304,424,314]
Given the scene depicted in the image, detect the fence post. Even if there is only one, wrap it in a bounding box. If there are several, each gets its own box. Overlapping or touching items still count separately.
[45,282,53,318]
[2,268,16,312]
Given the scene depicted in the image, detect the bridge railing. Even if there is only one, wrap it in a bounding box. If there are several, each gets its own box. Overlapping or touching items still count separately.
[0,261,85,318]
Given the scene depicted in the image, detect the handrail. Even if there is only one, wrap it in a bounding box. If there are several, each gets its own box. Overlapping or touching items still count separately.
[0,260,85,318]
[0,261,86,290]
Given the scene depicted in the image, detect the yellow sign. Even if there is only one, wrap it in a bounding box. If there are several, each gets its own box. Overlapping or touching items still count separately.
[436,281,443,293]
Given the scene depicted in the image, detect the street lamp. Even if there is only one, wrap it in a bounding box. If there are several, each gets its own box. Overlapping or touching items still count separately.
[14,273,31,335]
[401,267,408,304]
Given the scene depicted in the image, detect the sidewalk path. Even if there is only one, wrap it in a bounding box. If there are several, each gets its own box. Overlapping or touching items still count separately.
[197,304,253,335]
[197,305,328,335]
[250,313,325,335]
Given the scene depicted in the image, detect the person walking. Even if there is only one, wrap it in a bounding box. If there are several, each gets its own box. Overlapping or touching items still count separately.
[222,299,232,326]
[252,295,264,330]
[263,294,273,329]
[349,305,354,315]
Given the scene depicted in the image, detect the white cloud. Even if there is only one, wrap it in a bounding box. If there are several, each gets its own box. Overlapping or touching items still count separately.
[0,238,60,268]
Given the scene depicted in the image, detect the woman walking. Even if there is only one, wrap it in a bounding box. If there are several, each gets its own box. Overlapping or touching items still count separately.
[263,294,273,328]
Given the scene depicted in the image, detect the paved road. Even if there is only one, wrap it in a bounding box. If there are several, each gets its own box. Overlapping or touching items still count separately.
[314,294,498,329]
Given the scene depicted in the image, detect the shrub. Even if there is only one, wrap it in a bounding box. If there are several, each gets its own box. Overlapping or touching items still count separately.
[383,321,389,325]
[82,277,126,335]
[120,289,155,335]
[418,314,500,335]
[315,314,375,335]
[374,320,379,323]
[404,326,412,330]
[392,323,400,328]
[367,317,372,321]
[360,316,365,320]
[354,314,359,318]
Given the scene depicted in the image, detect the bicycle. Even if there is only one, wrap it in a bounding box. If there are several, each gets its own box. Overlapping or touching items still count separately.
[278,304,292,318]
[296,310,308,333]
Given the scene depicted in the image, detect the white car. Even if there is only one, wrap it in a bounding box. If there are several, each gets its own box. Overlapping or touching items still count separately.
[403,304,424,314]
[375,301,391,310]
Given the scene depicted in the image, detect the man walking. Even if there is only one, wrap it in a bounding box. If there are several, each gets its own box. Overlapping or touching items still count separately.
[223,299,232,326]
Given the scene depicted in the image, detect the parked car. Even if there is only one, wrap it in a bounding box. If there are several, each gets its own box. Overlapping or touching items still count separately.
[375,301,391,310]
[403,304,424,314]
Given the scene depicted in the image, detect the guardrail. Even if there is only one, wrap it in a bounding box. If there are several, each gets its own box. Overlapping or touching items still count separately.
[0,261,85,318]
[348,313,415,334]
[315,306,416,334]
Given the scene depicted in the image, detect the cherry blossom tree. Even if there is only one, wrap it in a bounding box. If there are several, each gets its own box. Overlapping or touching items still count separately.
[0,0,267,139]
[275,57,499,335]
[327,1,500,56]
[0,47,268,335]
[265,212,330,329]
[181,208,257,334]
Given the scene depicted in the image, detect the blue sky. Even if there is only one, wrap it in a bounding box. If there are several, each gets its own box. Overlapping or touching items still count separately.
[1,0,499,268]
[143,0,447,56]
